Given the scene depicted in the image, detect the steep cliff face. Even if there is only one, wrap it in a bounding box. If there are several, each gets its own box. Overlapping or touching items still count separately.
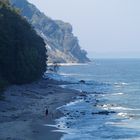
[10,0,90,63]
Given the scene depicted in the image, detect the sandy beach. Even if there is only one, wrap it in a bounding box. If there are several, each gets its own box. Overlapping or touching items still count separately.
[0,78,80,140]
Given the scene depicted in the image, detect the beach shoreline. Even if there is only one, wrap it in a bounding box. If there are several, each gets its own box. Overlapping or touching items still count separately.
[0,78,80,140]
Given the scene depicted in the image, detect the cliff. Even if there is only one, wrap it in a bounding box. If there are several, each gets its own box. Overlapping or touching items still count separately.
[10,0,90,63]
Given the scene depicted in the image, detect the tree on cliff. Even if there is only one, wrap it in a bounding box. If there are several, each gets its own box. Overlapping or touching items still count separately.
[0,1,47,87]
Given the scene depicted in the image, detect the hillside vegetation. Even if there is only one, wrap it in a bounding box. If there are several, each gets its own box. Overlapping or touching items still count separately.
[0,1,47,91]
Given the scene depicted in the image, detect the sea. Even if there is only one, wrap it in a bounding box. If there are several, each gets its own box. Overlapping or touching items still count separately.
[48,59,140,140]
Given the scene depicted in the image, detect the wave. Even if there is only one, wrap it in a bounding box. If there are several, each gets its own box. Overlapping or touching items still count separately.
[114,82,129,87]
[59,72,93,77]
[112,92,124,95]
[57,100,83,110]
[59,73,82,76]
[105,121,128,125]
[114,82,128,85]
[43,124,57,127]
[117,112,128,117]
[110,107,140,111]
[102,104,140,111]
[118,112,140,120]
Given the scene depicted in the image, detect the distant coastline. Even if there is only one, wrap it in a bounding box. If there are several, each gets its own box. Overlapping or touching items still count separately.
[47,63,90,66]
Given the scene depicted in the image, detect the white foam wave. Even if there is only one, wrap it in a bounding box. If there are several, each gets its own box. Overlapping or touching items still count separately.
[109,106,140,111]
[59,85,67,89]
[57,99,83,110]
[121,82,128,85]
[114,82,129,86]
[117,112,128,117]
[59,73,81,76]
[43,124,57,128]
[65,100,83,107]
[102,104,140,111]
[105,121,127,125]
[112,92,124,95]
[59,72,93,77]
[111,106,140,111]
[118,113,140,120]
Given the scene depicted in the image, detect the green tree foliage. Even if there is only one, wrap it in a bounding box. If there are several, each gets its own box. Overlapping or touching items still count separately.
[0,1,47,87]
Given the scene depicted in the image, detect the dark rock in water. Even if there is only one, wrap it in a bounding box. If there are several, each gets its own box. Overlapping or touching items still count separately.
[92,111,116,115]
[85,100,90,103]
[95,99,99,102]
[48,91,53,94]
[98,111,110,115]
[93,103,97,107]
[79,94,87,97]
[109,111,116,114]
[82,91,88,94]
[66,112,70,115]
[79,80,86,84]
[76,115,80,118]
[80,112,86,115]
[72,97,77,100]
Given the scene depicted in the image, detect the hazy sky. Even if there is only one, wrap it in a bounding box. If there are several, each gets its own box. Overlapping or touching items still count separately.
[28,0,140,58]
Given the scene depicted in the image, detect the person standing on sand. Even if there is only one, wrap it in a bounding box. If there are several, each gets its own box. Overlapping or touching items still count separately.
[45,106,54,119]
[45,107,49,117]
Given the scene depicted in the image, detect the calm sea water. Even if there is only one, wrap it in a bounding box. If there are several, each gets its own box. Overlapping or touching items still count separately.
[55,59,140,140]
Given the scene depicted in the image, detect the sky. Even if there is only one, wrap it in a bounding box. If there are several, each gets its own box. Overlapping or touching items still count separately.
[28,0,140,58]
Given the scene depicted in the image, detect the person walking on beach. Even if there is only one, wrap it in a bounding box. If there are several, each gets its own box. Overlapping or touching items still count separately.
[45,106,54,119]
[45,107,49,118]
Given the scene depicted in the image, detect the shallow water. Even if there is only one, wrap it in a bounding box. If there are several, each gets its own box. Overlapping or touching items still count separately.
[54,59,140,140]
